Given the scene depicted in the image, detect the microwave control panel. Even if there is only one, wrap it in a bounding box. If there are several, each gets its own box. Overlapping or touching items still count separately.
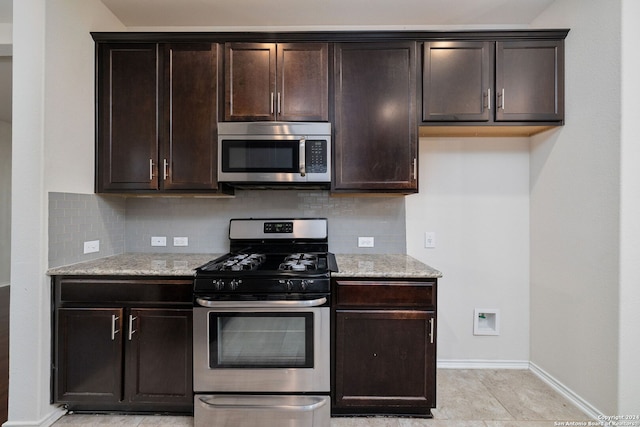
[306,140,328,174]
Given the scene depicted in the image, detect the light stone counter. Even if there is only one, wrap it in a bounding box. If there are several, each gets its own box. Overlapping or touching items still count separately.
[46,253,222,277]
[47,253,441,279]
[333,254,442,278]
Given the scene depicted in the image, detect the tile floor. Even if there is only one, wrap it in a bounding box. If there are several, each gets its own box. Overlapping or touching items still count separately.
[52,369,592,427]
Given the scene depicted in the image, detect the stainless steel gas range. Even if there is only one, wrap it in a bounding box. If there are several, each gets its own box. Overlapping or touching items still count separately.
[193,218,337,427]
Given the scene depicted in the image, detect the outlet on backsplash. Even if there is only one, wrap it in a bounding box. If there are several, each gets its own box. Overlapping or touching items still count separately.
[151,236,167,247]
[358,237,374,248]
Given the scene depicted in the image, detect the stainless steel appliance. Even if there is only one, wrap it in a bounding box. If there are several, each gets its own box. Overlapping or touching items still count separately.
[193,218,337,427]
[217,122,331,187]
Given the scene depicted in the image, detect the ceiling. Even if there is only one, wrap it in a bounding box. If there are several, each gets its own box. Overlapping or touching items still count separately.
[100,0,556,27]
[0,0,559,124]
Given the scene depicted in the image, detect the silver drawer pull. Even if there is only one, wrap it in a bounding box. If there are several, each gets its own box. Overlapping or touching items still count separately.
[198,395,327,412]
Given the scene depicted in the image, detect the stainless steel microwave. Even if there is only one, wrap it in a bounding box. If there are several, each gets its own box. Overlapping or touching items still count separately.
[217,122,331,187]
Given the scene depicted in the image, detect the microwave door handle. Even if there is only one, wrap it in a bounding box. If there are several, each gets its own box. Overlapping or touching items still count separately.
[299,138,306,176]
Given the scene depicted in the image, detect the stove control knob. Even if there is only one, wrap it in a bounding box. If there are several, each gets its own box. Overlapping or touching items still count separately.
[213,279,225,291]
[229,279,240,290]
[300,280,309,290]
[285,280,294,291]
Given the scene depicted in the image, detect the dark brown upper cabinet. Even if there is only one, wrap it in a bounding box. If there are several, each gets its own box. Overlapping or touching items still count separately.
[333,42,418,193]
[224,42,329,122]
[96,43,220,193]
[423,41,492,122]
[422,39,564,126]
[495,40,564,122]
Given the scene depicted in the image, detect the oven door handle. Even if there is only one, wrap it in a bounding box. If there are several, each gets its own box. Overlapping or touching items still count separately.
[196,296,327,308]
[197,395,328,412]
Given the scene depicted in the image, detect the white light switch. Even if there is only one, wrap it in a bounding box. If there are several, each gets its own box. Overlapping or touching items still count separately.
[358,236,374,248]
[173,237,189,247]
[83,240,100,254]
[425,232,436,248]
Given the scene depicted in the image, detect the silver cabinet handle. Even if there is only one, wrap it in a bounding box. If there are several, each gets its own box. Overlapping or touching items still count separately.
[196,296,326,308]
[270,92,274,114]
[111,314,120,341]
[487,88,491,110]
[429,317,435,344]
[128,315,138,341]
[277,92,281,115]
[149,159,154,180]
[499,88,505,110]
[198,395,328,412]
[299,138,306,176]
[163,159,168,180]
[412,158,417,180]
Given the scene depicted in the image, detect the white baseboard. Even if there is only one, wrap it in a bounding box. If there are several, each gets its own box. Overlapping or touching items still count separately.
[437,359,602,420]
[2,406,66,427]
[437,358,530,370]
[529,361,603,420]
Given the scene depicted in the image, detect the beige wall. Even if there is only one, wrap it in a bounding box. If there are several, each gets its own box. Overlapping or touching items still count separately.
[7,0,124,425]
[406,137,531,364]
[531,0,623,415]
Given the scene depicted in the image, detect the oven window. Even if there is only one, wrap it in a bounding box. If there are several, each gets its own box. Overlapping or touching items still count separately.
[208,312,314,368]
[221,140,298,172]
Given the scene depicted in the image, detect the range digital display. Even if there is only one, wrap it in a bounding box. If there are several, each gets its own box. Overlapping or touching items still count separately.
[264,222,294,234]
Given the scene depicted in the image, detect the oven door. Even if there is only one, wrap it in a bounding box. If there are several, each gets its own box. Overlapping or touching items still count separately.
[193,296,330,393]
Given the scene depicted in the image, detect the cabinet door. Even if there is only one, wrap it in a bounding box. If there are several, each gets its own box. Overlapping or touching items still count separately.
[54,308,124,403]
[277,43,329,121]
[334,42,418,193]
[423,41,492,122]
[225,43,276,121]
[334,309,435,414]
[125,308,193,405]
[97,43,158,191]
[495,40,564,122]
[162,43,219,190]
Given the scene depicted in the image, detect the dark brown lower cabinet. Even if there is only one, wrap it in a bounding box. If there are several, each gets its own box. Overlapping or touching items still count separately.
[332,279,437,417]
[52,277,193,413]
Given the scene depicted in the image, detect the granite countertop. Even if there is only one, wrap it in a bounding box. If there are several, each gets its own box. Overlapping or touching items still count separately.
[46,253,222,277]
[47,253,442,279]
[334,254,442,278]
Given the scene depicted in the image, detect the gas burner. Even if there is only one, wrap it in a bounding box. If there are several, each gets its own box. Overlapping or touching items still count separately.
[218,253,266,271]
[279,253,319,271]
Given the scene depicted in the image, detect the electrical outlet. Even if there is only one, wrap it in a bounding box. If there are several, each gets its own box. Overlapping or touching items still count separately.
[425,232,436,248]
[83,240,100,254]
[358,236,374,248]
[173,237,189,247]
[151,236,167,247]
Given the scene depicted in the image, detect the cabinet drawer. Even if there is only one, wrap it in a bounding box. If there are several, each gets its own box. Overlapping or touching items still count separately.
[55,277,193,304]
[335,280,434,308]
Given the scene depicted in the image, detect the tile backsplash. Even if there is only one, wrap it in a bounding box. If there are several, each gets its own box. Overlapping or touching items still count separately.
[48,190,406,268]
[49,192,126,267]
